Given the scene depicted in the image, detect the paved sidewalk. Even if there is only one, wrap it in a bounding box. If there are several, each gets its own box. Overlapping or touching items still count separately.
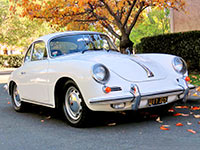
[0,68,16,83]
[0,68,16,74]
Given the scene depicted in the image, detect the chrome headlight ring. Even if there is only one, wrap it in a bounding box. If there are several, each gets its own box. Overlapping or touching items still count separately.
[92,64,110,84]
[172,57,187,74]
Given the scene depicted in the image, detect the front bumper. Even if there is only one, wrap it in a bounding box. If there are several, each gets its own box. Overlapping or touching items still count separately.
[88,78,195,111]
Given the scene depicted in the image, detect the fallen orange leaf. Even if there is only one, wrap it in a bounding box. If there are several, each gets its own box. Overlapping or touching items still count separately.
[176,123,183,126]
[196,87,200,92]
[187,122,192,125]
[192,93,199,97]
[108,123,116,126]
[181,113,189,117]
[168,108,175,112]
[173,113,182,116]
[194,114,200,119]
[7,102,11,104]
[192,75,197,79]
[187,129,196,134]
[191,106,200,110]
[162,125,170,128]
[156,117,163,123]
[160,126,170,130]
[45,116,51,120]
[175,106,189,109]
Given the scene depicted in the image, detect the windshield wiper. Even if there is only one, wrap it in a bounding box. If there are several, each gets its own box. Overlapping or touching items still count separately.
[81,49,90,54]
[107,49,120,52]
[81,48,105,54]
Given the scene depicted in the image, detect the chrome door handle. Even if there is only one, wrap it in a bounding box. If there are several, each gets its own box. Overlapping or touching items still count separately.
[21,72,26,75]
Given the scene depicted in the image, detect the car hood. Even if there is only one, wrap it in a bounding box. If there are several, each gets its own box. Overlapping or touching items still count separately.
[60,51,167,82]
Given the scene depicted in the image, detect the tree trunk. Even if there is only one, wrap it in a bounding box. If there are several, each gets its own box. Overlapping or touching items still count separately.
[119,34,134,54]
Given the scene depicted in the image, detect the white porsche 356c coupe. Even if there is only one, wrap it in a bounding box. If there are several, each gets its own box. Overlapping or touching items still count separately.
[7,31,195,127]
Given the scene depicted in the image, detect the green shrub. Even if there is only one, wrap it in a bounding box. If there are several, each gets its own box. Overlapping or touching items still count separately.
[0,55,8,67]
[0,55,24,68]
[135,31,200,72]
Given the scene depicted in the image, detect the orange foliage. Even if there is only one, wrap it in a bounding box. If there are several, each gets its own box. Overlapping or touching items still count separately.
[10,0,185,51]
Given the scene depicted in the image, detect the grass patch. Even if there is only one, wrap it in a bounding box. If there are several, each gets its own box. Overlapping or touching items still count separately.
[189,73,200,86]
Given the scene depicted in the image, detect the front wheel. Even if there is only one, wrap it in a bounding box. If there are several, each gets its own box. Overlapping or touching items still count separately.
[62,81,91,127]
[11,84,26,112]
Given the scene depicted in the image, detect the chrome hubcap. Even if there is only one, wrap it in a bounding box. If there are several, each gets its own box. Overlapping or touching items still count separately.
[65,87,82,120]
[13,86,21,107]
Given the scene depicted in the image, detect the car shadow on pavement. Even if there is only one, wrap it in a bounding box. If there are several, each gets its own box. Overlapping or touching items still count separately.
[18,103,175,128]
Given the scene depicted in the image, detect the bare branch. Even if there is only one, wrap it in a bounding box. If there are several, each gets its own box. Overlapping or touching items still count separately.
[127,2,147,34]
[101,21,121,39]
[122,0,137,28]
[99,0,123,30]
[74,19,99,22]
[86,1,120,39]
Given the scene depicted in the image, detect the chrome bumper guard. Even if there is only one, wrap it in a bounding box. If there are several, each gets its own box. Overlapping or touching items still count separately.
[130,84,141,110]
[177,78,190,103]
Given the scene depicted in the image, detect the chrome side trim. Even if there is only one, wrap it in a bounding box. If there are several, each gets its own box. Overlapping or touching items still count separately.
[89,95,134,105]
[21,98,53,107]
[130,59,154,78]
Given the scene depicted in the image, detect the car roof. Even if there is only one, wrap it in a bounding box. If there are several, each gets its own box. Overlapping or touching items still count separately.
[35,31,103,43]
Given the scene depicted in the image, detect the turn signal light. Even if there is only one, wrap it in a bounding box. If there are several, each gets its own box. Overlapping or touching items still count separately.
[104,87,111,93]
[185,76,190,82]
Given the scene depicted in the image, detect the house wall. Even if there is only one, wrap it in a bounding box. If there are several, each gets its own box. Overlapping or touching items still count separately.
[170,0,200,33]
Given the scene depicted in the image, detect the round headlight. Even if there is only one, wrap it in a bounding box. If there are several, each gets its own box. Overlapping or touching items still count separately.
[172,57,187,74]
[92,64,109,84]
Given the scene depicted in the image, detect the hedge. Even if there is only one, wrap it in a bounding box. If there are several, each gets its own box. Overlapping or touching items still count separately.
[0,55,24,68]
[135,31,200,72]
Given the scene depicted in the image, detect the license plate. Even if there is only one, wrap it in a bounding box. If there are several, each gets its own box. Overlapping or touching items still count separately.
[148,97,168,106]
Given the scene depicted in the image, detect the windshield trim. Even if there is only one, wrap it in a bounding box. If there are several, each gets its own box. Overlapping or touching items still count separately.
[48,33,117,58]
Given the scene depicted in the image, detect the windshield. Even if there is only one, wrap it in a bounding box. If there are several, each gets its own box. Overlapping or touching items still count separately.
[49,34,117,57]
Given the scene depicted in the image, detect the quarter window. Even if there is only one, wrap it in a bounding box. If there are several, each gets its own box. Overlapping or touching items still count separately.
[32,42,47,61]
[24,44,33,62]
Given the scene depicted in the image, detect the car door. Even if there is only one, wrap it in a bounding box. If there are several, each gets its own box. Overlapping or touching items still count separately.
[19,41,50,105]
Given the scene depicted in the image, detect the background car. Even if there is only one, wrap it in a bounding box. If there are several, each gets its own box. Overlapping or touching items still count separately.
[7,31,195,127]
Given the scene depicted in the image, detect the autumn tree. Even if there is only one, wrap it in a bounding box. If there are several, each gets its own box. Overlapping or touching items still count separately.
[0,0,55,48]
[11,0,185,53]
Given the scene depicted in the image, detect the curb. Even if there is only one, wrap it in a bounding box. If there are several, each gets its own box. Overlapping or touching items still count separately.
[0,68,16,75]
[0,68,16,72]
[188,96,200,101]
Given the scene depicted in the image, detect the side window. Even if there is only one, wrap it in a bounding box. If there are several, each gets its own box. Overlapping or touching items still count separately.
[24,44,32,62]
[32,41,47,61]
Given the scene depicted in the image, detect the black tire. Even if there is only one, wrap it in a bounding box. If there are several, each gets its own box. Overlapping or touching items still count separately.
[62,80,91,127]
[11,84,26,112]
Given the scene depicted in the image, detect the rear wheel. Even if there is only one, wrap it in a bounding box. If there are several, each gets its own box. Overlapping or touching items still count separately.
[62,81,90,127]
[11,84,26,112]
